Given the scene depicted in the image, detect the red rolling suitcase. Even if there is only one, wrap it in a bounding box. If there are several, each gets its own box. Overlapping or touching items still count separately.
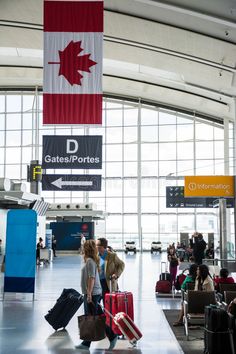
[105,290,134,335]
[155,262,172,294]
[113,312,142,345]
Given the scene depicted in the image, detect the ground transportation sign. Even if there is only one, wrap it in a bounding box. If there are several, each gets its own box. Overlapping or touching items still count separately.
[166,186,234,208]
[42,135,102,169]
[42,174,101,191]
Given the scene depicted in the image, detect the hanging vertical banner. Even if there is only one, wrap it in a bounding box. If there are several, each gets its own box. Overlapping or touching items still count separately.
[43,0,103,125]
[4,210,37,294]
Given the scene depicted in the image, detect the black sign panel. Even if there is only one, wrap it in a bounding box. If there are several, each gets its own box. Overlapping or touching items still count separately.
[166,186,234,208]
[42,174,102,191]
[42,135,102,169]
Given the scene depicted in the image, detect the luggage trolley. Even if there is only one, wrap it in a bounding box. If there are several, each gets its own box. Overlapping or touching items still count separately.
[39,248,51,264]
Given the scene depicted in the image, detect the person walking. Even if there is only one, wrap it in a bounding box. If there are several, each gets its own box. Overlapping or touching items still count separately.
[95,237,125,349]
[75,240,119,351]
[96,237,125,295]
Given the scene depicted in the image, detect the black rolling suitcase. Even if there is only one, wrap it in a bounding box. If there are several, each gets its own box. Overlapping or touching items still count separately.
[45,288,84,330]
[204,305,234,354]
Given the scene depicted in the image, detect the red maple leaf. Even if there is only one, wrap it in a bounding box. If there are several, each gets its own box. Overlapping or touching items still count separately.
[48,40,97,86]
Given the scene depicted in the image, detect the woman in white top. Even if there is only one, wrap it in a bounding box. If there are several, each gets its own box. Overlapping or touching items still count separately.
[75,240,102,350]
[194,264,214,291]
[75,240,118,351]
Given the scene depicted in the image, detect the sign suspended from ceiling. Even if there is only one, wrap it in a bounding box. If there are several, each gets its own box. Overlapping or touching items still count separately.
[42,135,102,169]
[43,0,103,125]
[184,176,234,198]
[42,174,102,191]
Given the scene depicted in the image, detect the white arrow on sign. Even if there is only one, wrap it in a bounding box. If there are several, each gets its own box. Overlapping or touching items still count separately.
[51,177,93,189]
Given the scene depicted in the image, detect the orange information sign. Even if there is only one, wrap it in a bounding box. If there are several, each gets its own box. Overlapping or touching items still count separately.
[184,176,235,198]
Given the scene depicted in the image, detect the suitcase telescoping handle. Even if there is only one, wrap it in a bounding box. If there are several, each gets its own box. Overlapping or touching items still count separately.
[160,262,169,281]
[109,277,129,315]
[109,275,118,293]
[161,261,167,273]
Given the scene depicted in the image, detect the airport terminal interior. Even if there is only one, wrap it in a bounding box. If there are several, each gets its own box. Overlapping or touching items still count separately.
[0,0,236,353]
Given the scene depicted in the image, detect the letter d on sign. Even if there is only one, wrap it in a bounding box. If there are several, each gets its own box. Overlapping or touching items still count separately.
[66,139,78,153]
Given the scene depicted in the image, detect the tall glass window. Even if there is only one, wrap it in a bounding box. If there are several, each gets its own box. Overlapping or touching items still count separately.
[0,91,231,250]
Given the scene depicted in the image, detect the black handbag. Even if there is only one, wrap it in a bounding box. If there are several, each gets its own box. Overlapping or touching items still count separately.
[78,313,106,341]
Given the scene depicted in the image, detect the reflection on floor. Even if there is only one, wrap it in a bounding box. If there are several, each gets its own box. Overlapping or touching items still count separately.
[0,252,183,354]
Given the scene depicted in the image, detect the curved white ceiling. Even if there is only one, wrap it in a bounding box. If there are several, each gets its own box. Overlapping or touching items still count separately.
[0,0,236,121]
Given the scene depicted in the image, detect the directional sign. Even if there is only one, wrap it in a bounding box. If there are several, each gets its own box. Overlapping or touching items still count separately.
[166,186,234,208]
[42,174,101,191]
[42,135,102,169]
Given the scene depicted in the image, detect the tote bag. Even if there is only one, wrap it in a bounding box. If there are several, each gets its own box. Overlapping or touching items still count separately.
[78,314,106,341]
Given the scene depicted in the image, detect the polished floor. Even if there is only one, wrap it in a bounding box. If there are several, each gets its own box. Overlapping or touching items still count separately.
[0,252,183,354]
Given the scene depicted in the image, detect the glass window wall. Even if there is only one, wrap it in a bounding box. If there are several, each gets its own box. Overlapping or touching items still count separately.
[0,91,232,251]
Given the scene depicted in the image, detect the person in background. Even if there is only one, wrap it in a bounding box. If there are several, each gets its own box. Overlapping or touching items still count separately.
[178,255,195,271]
[205,243,214,259]
[168,248,179,285]
[190,232,206,265]
[80,233,86,254]
[173,264,198,326]
[0,239,2,255]
[181,264,198,292]
[194,264,214,291]
[95,237,125,350]
[36,237,44,265]
[167,244,175,256]
[214,268,235,292]
[52,235,57,257]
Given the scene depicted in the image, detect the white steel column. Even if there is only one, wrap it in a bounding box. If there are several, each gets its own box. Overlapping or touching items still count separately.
[233,99,236,250]
[193,112,197,231]
[35,87,39,161]
[224,118,230,174]
[137,100,142,252]
[122,103,125,249]
[224,118,231,250]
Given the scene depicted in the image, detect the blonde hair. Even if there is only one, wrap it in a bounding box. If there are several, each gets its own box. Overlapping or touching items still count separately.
[83,239,100,270]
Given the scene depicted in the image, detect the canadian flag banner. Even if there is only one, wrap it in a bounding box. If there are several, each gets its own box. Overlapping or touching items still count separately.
[43,0,103,125]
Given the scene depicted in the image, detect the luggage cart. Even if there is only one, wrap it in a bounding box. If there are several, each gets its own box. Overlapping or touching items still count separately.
[39,248,51,264]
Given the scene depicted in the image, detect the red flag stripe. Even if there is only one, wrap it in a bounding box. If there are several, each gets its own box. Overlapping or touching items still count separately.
[44,0,104,2]
[43,94,102,124]
[44,1,103,32]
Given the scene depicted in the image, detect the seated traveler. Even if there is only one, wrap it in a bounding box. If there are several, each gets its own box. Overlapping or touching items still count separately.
[214,268,235,292]
[173,264,198,326]
[194,264,214,291]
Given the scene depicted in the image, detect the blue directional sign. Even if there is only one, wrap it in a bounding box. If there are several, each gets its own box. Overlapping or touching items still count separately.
[42,174,101,191]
